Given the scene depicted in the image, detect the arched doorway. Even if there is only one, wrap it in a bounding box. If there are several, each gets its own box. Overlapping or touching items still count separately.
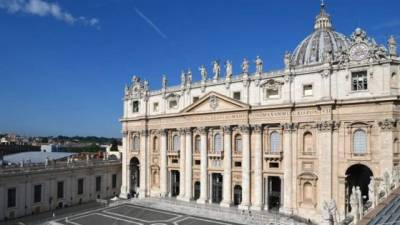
[345,164,373,213]
[212,173,223,203]
[233,185,242,206]
[130,157,140,196]
[194,181,201,200]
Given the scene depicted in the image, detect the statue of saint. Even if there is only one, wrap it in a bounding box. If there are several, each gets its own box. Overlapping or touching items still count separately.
[388,35,397,56]
[284,51,291,69]
[144,80,149,91]
[212,60,221,80]
[199,65,207,81]
[255,56,263,74]
[162,75,167,89]
[225,60,233,79]
[181,70,186,86]
[242,58,249,74]
[187,69,192,84]
[368,177,376,207]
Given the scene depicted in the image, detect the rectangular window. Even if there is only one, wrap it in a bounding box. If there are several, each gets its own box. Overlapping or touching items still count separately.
[169,100,178,109]
[95,176,101,192]
[234,161,242,167]
[269,162,279,168]
[7,188,16,208]
[193,96,199,103]
[266,88,279,99]
[195,160,201,165]
[303,84,313,96]
[351,71,368,91]
[233,92,241,101]
[112,174,117,189]
[132,101,139,113]
[77,178,84,195]
[34,184,42,203]
[57,181,64,199]
[153,102,159,112]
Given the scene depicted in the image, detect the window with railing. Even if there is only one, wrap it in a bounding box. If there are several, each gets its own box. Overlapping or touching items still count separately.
[214,133,222,153]
[234,134,242,154]
[132,136,140,152]
[270,132,281,154]
[173,135,180,152]
[353,129,367,155]
[194,135,201,154]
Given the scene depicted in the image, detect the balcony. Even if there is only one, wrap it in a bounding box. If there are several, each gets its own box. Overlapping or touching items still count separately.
[264,151,283,161]
[208,150,224,159]
[167,150,180,158]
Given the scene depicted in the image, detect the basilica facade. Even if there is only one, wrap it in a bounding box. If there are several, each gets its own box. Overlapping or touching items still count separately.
[119,3,400,223]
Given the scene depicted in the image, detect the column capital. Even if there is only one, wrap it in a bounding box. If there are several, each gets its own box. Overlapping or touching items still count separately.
[198,127,208,135]
[379,119,397,131]
[160,129,168,136]
[252,124,263,134]
[282,123,297,132]
[239,125,251,134]
[317,120,340,131]
[150,129,160,135]
[184,128,192,135]
[223,126,232,135]
[140,129,148,136]
[178,128,186,135]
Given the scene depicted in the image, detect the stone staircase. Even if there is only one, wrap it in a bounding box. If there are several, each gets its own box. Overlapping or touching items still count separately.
[129,197,311,225]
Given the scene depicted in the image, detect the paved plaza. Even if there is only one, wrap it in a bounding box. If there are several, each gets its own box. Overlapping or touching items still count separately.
[54,203,244,225]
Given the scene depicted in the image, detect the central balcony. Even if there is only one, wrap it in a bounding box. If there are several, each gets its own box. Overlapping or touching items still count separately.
[264,151,283,161]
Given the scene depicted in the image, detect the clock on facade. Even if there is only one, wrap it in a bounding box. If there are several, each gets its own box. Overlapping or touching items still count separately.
[350,43,369,61]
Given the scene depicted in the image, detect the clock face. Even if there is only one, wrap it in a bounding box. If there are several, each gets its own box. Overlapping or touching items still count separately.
[350,44,369,61]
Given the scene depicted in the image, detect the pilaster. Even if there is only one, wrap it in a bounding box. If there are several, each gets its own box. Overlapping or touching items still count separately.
[251,125,263,210]
[197,127,208,204]
[184,128,193,201]
[239,125,251,210]
[160,129,168,197]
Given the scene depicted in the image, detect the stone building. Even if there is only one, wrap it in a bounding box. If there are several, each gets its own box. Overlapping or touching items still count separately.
[119,2,400,223]
[0,158,121,221]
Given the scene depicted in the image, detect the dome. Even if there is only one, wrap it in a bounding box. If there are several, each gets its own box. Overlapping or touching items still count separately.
[290,2,351,67]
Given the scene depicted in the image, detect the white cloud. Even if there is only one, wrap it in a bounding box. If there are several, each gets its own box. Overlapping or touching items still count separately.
[0,0,100,28]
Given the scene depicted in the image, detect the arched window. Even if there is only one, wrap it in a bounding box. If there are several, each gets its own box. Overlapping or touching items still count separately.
[214,133,222,153]
[173,135,180,152]
[153,136,159,152]
[133,136,140,152]
[270,132,280,153]
[195,135,201,153]
[353,129,367,154]
[303,132,313,155]
[303,182,313,203]
[235,134,242,153]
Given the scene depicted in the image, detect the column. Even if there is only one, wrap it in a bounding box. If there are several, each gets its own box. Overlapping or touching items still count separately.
[281,123,293,214]
[239,125,251,210]
[379,119,395,176]
[221,126,232,207]
[139,129,148,198]
[160,129,168,197]
[197,127,208,204]
[120,131,129,199]
[178,128,186,200]
[317,121,334,207]
[184,128,193,201]
[251,125,263,210]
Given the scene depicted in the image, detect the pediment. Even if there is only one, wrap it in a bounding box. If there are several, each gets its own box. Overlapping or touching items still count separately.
[182,91,250,113]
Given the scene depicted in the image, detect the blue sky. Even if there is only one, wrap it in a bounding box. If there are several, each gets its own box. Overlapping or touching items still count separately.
[0,0,399,138]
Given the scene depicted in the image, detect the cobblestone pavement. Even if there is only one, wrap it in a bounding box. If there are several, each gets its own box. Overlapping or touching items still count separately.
[51,202,244,225]
[8,198,309,225]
